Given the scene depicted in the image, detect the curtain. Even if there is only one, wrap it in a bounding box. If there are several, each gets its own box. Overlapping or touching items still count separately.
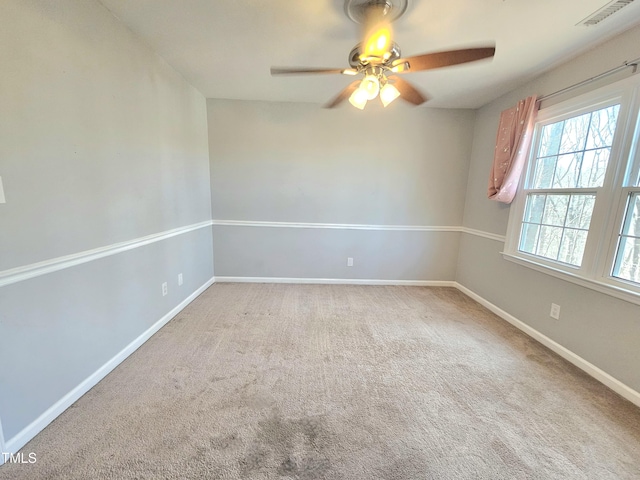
[487,95,538,204]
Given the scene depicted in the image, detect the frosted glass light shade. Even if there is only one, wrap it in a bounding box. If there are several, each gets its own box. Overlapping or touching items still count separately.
[380,83,400,107]
[349,88,368,110]
[360,75,380,100]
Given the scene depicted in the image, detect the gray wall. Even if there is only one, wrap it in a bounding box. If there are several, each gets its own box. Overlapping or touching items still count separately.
[208,99,475,281]
[0,0,213,442]
[457,26,640,392]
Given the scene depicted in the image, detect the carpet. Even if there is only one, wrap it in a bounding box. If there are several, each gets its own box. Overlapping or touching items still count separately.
[1,284,639,479]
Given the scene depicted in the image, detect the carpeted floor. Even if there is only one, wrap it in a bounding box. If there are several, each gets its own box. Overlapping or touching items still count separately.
[1,284,639,479]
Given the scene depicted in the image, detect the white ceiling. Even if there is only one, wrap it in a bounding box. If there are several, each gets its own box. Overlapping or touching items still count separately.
[98,0,640,108]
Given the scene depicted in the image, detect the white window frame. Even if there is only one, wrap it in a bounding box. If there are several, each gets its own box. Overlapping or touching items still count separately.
[503,73,640,305]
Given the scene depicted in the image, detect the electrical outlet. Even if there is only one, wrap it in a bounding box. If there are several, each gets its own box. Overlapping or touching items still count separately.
[162,282,168,297]
[178,273,183,286]
[550,303,561,320]
[347,257,354,267]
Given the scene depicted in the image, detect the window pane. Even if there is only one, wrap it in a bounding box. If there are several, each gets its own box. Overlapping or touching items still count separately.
[553,153,582,188]
[585,105,620,149]
[519,194,592,267]
[565,195,595,230]
[559,112,591,154]
[524,194,546,223]
[542,195,569,226]
[558,229,588,266]
[529,104,619,191]
[536,225,563,260]
[613,236,640,284]
[626,194,640,237]
[520,223,540,254]
[578,148,610,188]
[613,194,640,284]
[532,156,556,189]
[539,122,563,157]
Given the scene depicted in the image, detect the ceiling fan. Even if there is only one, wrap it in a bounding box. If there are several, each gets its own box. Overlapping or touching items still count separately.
[271,0,495,109]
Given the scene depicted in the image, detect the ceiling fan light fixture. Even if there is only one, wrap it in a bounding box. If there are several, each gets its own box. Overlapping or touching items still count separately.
[380,82,400,107]
[349,88,369,109]
[360,74,380,100]
[272,1,495,109]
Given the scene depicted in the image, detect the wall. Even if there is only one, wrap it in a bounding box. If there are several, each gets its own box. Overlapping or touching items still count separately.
[208,99,475,282]
[0,0,213,451]
[457,25,640,394]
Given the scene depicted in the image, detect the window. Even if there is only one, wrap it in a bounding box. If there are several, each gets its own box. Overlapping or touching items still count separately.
[505,74,640,303]
[612,184,640,284]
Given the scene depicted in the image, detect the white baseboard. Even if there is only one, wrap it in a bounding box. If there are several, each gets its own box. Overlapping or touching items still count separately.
[214,276,455,287]
[3,276,216,455]
[454,282,640,409]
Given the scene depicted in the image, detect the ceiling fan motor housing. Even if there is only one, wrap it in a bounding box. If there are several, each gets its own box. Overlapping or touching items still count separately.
[349,42,401,68]
[344,0,408,24]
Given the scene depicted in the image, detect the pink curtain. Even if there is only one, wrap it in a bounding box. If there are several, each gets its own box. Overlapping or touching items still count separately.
[487,96,538,204]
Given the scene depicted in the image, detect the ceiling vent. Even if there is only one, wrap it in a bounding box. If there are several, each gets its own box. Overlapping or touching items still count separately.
[578,0,635,26]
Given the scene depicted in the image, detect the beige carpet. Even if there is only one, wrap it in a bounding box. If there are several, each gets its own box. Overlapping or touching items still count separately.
[1,284,639,479]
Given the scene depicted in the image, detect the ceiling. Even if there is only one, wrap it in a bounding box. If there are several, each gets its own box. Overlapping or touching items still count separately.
[98,0,640,109]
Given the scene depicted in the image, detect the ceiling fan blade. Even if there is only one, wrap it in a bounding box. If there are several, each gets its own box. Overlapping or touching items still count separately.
[271,67,357,76]
[394,46,495,73]
[324,80,361,108]
[390,77,429,106]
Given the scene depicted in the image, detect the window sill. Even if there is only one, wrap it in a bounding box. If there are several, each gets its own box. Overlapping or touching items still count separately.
[501,252,640,307]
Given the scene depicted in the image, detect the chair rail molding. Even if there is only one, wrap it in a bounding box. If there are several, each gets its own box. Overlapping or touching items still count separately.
[0,221,213,288]
[211,219,505,242]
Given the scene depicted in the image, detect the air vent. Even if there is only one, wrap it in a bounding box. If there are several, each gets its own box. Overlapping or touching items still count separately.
[578,0,635,26]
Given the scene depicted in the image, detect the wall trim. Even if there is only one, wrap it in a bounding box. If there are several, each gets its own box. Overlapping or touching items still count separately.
[462,227,506,243]
[212,219,462,232]
[0,220,504,289]
[211,219,505,243]
[3,276,216,455]
[454,282,640,409]
[215,276,455,287]
[0,221,213,288]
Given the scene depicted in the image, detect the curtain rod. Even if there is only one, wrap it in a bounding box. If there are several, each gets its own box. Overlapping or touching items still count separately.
[538,56,640,103]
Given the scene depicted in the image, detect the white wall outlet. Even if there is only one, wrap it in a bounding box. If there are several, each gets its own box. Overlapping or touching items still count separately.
[162,282,168,297]
[178,273,183,286]
[0,176,6,204]
[347,257,354,267]
[550,303,561,320]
